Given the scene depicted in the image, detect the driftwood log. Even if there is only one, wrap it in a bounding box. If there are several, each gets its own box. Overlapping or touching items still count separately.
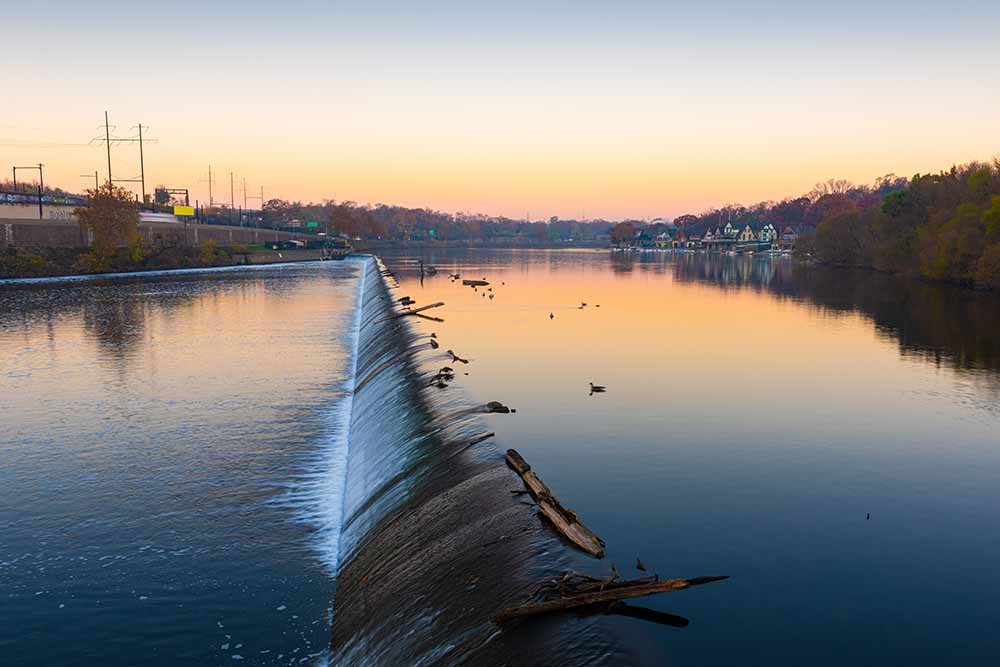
[505,449,605,558]
[375,301,445,324]
[493,574,728,624]
[462,279,489,286]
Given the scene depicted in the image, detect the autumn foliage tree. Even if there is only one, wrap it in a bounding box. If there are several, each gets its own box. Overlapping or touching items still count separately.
[794,162,1000,289]
[75,183,140,270]
[610,222,637,245]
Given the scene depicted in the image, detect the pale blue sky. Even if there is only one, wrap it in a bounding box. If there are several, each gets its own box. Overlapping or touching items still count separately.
[2,1,998,218]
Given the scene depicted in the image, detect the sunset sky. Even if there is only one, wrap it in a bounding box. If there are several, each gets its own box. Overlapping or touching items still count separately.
[2,1,999,220]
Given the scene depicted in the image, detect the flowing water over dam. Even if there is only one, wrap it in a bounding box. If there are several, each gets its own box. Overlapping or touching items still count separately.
[328,258,623,665]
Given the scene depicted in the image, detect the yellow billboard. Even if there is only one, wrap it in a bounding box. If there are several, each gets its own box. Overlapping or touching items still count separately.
[173,205,195,217]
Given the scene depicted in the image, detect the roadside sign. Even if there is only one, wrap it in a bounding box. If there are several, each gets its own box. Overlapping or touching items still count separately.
[173,205,194,217]
[306,221,319,228]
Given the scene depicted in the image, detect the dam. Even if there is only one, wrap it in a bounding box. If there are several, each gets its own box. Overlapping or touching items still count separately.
[327,258,624,664]
[0,256,626,666]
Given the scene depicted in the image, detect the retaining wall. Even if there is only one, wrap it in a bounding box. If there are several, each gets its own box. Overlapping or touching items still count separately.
[0,218,306,249]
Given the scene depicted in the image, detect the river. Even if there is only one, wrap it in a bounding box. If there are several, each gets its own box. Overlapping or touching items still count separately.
[1,260,366,665]
[3,250,1000,665]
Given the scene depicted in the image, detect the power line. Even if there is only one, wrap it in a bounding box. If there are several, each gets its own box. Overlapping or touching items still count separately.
[90,111,157,193]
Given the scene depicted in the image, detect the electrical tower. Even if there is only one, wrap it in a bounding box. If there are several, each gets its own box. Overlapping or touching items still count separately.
[89,111,157,203]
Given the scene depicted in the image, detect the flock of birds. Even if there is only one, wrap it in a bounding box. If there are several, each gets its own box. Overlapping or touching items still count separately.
[410,261,667,571]
[419,264,609,396]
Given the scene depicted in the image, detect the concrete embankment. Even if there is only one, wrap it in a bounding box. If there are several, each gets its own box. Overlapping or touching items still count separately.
[0,249,355,282]
[0,217,308,249]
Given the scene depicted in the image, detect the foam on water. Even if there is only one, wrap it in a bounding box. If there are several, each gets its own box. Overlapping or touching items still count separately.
[325,257,622,665]
[0,259,333,285]
[278,256,371,575]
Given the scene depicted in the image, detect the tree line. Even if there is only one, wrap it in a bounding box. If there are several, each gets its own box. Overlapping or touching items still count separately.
[11,158,1000,290]
[261,199,616,243]
[795,161,1000,290]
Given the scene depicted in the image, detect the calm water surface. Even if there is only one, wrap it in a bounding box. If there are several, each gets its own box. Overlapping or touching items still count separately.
[3,250,1000,665]
[381,248,1000,664]
[1,260,366,666]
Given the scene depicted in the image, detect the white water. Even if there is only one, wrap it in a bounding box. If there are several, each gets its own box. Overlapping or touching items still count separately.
[0,259,336,285]
[287,257,371,575]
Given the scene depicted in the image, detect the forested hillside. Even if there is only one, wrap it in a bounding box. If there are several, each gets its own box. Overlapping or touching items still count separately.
[796,161,1000,290]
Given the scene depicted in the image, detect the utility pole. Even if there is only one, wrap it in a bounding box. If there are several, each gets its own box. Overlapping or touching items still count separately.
[247,185,264,229]
[92,113,155,199]
[241,178,250,227]
[80,171,98,190]
[104,111,112,186]
[199,164,215,207]
[137,123,146,205]
[229,171,235,225]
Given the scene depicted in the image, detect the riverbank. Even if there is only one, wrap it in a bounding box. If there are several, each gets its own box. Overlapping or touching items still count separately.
[353,238,608,251]
[0,245,342,280]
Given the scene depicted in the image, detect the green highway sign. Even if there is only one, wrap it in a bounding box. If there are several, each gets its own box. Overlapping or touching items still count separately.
[306,221,319,228]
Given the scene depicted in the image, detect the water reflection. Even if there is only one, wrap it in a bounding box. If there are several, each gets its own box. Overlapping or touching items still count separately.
[0,261,364,667]
[384,248,1000,377]
[602,604,690,628]
[671,253,1000,373]
[378,247,1000,665]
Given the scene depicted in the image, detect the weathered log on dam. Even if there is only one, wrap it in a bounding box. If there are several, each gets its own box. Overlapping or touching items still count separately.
[328,257,628,665]
[504,449,605,558]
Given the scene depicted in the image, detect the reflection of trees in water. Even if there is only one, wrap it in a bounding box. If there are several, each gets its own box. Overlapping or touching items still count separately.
[3,271,315,369]
[787,266,1000,374]
[674,254,1000,373]
[81,294,149,360]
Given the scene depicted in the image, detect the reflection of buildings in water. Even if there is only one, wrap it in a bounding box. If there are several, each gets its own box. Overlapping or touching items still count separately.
[673,255,1000,377]
[673,253,790,292]
[610,251,637,274]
